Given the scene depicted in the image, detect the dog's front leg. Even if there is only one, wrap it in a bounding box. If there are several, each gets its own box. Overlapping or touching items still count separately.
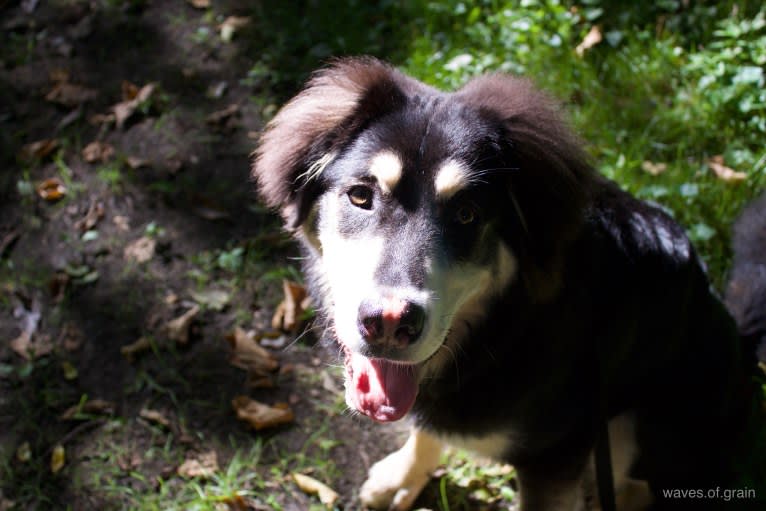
[359,427,443,510]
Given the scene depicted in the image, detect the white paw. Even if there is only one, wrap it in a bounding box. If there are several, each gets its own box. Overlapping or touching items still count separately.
[359,449,431,510]
[359,430,442,510]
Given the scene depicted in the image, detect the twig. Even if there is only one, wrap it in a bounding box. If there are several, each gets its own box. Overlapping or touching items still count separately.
[49,418,106,455]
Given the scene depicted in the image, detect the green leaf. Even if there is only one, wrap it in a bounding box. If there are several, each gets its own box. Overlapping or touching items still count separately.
[679,183,699,198]
[688,223,716,242]
[733,66,763,85]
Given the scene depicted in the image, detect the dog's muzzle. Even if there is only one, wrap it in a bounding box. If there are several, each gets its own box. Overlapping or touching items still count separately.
[343,294,426,423]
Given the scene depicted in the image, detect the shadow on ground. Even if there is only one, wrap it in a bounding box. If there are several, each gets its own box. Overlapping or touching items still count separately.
[0,1,427,509]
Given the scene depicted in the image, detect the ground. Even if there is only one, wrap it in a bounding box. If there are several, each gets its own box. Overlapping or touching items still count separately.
[0,1,420,510]
[4,1,766,510]
[0,1,517,510]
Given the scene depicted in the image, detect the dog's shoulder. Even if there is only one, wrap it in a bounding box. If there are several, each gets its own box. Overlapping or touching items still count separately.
[583,182,696,274]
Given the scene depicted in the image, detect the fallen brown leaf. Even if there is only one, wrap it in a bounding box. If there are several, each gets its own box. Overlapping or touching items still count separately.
[641,161,668,176]
[232,396,294,431]
[206,104,240,125]
[82,141,114,163]
[19,139,60,161]
[221,495,262,511]
[56,106,83,132]
[124,236,156,263]
[113,215,130,231]
[60,399,115,420]
[121,80,139,101]
[113,82,157,129]
[260,332,288,349]
[46,78,97,108]
[58,321,83,351]
[121,336,151,362]
[89,112,115,126]
[49,272,70,303]
[16,442,31,463]
[247,374,276,389]
[187,0,210,8]
[36,177,67,202]
[50,69,69,83]
[193,205,230,221]
[189,288,230,311]
[226,326,279,375]
[320,371,342,395]
[165,157,184,174]
[51,445,66,473]
[708,155,747,182]
[74,201,105,232]
[206,80,228,99]
[221,16,251,29]
[117,452,142,471]
[292,473,339,508]
[68,13,94,40]
[575,25,603,57]
[139,408,171,429]
[177,450,219,478]
[9,331,35,359]
[271,280,309,332]
[163,305,200,345]
[9,300,52,360]
[126,156,150,169]
[218,16,251,42]
[206,103,240,132]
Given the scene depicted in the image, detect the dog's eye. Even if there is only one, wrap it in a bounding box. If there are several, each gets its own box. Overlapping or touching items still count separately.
[455,203,478,224]
[348,185,373,209]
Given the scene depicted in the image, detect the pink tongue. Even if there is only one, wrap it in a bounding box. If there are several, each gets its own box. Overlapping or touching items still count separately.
[348,353,418,422]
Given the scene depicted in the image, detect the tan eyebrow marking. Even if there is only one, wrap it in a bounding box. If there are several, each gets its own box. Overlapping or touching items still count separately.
[369,151,402,194]
[434,159,469,200]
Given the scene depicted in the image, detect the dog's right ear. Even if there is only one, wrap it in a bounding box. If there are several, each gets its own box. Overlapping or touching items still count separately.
[252,57,411,228]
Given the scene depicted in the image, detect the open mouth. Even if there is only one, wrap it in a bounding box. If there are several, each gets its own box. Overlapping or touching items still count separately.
[343,349,420,422]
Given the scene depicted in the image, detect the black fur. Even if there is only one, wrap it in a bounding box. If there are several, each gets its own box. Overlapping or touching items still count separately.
[727,191,766,363]
[253,57,766,509]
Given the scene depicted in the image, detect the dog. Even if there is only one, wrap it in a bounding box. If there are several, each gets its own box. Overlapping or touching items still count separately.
[253,57,766,510]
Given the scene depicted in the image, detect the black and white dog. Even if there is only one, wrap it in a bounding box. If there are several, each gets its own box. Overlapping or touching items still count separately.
[253,57,766,510]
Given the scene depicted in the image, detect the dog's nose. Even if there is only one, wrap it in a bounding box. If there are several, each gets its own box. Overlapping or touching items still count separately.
[358,297,425,349]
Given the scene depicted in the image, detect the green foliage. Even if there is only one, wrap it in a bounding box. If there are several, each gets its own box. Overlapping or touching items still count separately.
[243,0,412,95]
[431,449,517,510]
[216,247,244,274]
[391,0,766,285]
[96,162,123,192]
[403,0,580,88]
[673,10,766,151]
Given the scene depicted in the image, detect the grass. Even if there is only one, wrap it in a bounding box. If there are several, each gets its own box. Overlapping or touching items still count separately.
[3,1,765,510]
[394,0,766,287]
[433,449,517,510]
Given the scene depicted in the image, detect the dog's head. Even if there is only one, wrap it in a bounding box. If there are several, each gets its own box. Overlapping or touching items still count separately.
[253,58,593,422]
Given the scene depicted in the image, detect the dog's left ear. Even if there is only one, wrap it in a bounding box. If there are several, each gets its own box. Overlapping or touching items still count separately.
[253,57,416,228]
[457,75,597,299]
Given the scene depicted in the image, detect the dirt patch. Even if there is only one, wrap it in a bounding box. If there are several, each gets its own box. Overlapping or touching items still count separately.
[0,1,424,510]
[0,2,517,510]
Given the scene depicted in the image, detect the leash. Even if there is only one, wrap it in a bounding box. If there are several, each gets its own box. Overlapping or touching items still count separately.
[594,417,617,511]
[591,295,617,511]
